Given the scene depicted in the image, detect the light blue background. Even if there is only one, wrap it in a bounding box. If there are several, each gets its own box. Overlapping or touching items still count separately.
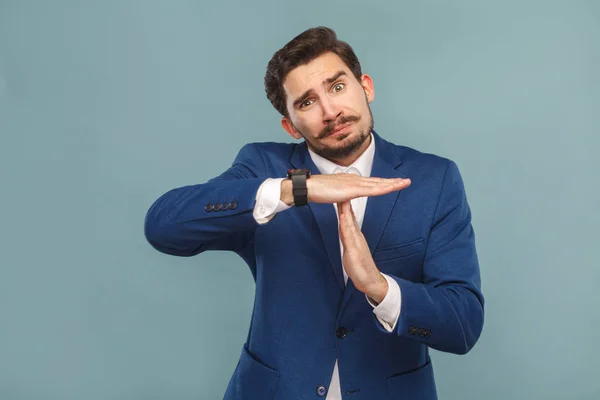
[1,1,599,399]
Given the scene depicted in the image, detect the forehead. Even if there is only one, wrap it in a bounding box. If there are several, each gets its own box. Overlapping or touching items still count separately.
[282,52,353,96]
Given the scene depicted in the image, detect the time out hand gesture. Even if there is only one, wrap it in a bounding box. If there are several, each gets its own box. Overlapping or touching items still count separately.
[337,200,388,303]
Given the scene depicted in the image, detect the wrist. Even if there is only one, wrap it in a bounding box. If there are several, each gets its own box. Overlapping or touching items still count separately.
[280,179,294,206]
[366,274,389,305]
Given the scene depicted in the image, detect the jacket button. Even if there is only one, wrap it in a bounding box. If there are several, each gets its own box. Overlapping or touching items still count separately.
[213,203,222,211]
[229,201,238,210]
[316,385,327,397]
[221,202,230,211]
[336,327,347,339]
[204,204,214,212]
[408,326,416,335]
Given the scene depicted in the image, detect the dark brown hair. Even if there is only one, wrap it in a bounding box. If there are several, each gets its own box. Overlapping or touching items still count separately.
[264,26,363,117]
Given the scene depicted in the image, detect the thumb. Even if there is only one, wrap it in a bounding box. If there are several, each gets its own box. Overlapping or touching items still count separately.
[337,201,355,231]
[337,200,350,217]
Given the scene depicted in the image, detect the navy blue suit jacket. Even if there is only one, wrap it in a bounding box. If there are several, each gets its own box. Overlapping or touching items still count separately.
[144,131,484,399]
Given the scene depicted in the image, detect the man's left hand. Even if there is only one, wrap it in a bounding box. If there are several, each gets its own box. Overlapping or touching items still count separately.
[337,200,388,304]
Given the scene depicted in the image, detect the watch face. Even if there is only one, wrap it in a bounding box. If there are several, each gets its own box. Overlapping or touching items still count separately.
[287,168,311,178]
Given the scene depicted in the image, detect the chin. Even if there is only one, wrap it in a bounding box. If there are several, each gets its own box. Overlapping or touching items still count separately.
[314,130,369,159]
[336,132,352,141]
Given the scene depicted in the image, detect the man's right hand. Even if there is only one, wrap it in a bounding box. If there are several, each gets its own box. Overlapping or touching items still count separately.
[280,173,411,206]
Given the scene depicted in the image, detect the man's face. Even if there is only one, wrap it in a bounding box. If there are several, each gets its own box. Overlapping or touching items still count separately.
[281,52,375,163]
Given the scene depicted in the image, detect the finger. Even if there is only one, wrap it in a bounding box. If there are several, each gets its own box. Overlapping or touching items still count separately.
[352,177,409,190]
[360,178,411,197]
[381,179,411,192]
[337,201,349,242]
[358,177,409,186]
[376,178,410,188]
[337,200,351,222]
[346,201,359,228]
[336,201,347,224]
[338,201,359,242]
[337,201,351,229]
[342,201,355,222]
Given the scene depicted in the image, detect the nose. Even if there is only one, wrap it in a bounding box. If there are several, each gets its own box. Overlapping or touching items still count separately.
[320,97,342,122]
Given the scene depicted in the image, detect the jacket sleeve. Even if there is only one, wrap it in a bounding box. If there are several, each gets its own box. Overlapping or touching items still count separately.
[144,143,267,257]
[379,160,485,355]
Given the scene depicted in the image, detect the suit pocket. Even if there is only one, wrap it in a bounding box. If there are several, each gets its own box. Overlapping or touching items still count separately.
[373,238,425,263]
[387,359,437,399]
[225,344,279,400]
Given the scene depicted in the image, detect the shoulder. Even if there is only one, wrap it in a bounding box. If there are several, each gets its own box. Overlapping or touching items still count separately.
[238,140,298,161]
[232,140,300,176]
[382,141,468,200]
[378,135,455,174]
[377,137,469,203]
[238,142,303,169]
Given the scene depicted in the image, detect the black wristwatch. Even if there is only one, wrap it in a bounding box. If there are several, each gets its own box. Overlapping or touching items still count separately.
[287,168,311,206]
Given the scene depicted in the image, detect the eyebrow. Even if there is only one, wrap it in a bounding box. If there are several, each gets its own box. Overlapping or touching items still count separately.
[292,70,348,109]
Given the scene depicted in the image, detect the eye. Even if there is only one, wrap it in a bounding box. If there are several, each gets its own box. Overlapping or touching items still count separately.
[300,99,314,108]
[332,83,345,92]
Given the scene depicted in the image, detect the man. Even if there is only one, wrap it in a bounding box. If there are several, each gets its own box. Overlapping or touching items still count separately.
[145,26,484,399]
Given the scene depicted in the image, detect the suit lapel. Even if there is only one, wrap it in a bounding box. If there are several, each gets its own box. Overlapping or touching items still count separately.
[361,133,405,255]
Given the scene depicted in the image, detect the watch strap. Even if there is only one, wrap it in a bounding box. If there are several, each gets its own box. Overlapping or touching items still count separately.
[291,174,308,206]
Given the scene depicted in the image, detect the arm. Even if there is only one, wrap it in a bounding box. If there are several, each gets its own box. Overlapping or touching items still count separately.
[145,143,409,257]
[380,160,484,355]
[144,143,268,257]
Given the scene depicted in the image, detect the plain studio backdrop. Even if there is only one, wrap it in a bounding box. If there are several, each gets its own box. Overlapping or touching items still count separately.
[1,1,598,399]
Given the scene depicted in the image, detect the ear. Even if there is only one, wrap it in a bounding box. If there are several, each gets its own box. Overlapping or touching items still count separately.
[281,117,303,140]
[360,74,375,103]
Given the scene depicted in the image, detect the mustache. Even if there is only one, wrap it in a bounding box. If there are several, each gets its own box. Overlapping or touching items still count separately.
[318,115,361,139]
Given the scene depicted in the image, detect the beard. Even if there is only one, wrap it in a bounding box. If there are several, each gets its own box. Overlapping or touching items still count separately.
[294,102,374,160]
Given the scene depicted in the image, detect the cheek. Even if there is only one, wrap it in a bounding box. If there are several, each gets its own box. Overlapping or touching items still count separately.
[354,91,369,111]
[295,112,323,133]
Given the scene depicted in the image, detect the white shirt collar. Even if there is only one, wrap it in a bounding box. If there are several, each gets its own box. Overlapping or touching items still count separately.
[307,132,375,177]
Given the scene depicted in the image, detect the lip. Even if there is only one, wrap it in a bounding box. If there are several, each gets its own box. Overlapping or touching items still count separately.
[329,122,353,137]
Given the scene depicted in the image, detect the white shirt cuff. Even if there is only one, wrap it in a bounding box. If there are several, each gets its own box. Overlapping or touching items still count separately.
[366,274,402,332]
[253,178,292,224]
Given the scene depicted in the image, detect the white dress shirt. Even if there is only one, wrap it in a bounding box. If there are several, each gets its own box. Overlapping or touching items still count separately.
[252,133,401,399]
